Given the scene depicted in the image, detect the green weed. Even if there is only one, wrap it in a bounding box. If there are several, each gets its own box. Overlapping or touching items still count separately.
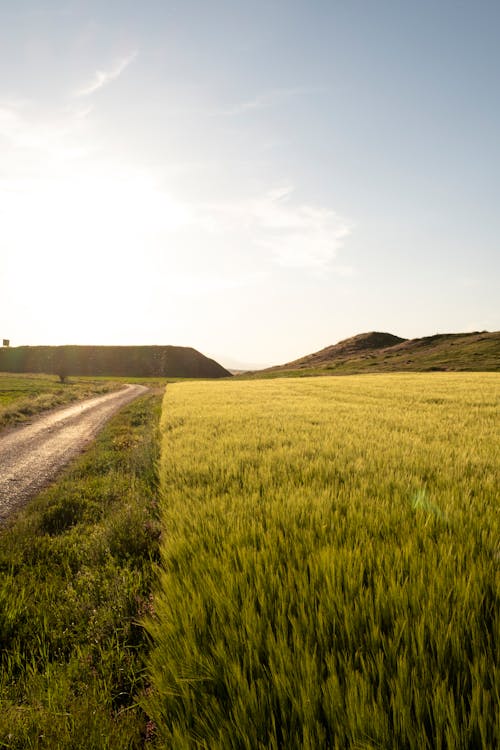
[0,393,162,749]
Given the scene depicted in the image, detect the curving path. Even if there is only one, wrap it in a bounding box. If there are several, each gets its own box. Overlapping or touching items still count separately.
[0,384,148,524]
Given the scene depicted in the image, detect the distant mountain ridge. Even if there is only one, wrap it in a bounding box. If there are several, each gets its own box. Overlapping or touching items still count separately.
[260,330,500,375]
[0,345,231,379]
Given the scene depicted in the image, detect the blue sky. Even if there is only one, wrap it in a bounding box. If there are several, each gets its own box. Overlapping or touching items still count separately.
[1,1,498,367]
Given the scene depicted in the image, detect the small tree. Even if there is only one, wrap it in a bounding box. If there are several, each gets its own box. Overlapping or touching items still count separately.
[53,348,69,384]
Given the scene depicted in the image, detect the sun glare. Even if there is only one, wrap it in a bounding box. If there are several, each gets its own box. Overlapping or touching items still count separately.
[2,169,191,342]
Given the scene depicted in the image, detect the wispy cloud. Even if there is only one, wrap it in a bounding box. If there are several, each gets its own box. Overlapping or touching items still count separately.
[210,86,320,117]
[196,186,352,274]
[253,188,352,272]
[75,51,138,97]
[0,100,91,162]
[1,97,351,280]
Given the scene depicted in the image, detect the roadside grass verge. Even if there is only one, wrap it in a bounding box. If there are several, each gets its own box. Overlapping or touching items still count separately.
[0,374,123,431]
[146,373,499,749]
[0,391,162,749]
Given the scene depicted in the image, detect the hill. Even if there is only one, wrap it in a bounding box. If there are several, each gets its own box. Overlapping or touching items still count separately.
[282,332,407,369]
[0,345,231,379]
[256,330,500,376]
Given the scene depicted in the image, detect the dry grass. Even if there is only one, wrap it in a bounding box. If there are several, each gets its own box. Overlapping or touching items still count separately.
[0,373,120,430]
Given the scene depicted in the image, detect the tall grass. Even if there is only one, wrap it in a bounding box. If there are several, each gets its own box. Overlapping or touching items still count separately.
[0,393,162,749]
[146,373,499,749]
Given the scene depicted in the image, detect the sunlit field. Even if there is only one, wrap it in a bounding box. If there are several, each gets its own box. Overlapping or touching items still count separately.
[147,373,499,749]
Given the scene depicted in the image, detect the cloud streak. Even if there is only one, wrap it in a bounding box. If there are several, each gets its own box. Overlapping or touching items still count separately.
[75,51,138,97]
[210,86,322,117]
[197,187,352,274]
[0,100,92,164]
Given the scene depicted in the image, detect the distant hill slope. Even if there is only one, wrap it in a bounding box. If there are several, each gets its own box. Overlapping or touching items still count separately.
[0,345,231,379]
[258,331,500,376]
[284,332,407,369]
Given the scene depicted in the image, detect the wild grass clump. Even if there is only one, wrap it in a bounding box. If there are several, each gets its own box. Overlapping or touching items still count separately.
[146,373,499,749]
[0,393,162,749]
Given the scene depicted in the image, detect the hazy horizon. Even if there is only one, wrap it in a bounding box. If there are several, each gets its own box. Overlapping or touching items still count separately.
[1,1,499,366]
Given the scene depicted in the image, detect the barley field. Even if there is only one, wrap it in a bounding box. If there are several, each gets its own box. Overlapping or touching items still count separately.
[146,373,499,749]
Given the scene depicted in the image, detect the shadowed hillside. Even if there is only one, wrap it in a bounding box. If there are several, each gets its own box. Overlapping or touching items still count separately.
[283,332,407,369]
[0,345,231,379]
[255,331,500,376]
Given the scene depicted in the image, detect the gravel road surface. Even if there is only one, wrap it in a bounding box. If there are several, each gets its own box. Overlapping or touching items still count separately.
[0,384,148,524]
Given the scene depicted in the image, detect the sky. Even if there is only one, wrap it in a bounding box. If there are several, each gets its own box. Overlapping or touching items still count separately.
[1,1,499,369]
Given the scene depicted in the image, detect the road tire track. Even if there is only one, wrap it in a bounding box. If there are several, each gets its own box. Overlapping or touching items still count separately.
[0,384,148,524]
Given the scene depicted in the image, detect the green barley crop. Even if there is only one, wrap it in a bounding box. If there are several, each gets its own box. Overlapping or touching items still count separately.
[146,373,499,749]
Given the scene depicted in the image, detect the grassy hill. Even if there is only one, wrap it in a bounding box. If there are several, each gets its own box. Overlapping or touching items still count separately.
[0,345,231,379]
[255,330,500,377]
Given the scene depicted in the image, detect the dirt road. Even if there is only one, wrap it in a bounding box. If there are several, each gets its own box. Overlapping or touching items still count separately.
[0,384,148,524]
